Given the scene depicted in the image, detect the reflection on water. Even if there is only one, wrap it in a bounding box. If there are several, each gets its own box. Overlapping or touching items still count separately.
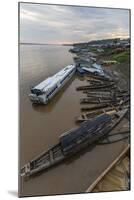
[19,44,127,197]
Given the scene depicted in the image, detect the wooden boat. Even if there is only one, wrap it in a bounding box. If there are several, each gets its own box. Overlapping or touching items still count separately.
[86,92,129,99]
[86,95,112,99]
[120,97,130,106]
[87,79,103,85]
[85,73,112,81]
[80,97,121,104]
[20,109,128,177]
[20,143,65,177]
[75,108,118,123]
[86,96,115,100]
[83,91,111,96]
[80,96,124,104]
[76,83,115,91]
[81,104,112,111]
[86,145,130,192]
[116,93,130,98]
[87,79,115,86]
[86,89,117,93]
[83,86,118,93]
[76,67,85,76]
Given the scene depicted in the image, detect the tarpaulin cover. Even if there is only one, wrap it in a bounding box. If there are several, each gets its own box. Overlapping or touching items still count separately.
[60,114,111,153]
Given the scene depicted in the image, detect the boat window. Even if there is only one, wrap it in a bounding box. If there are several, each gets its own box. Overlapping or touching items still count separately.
[47,68,75,98]
[60,69,74,84]
[31,89,42,96]
[46,85,58,98]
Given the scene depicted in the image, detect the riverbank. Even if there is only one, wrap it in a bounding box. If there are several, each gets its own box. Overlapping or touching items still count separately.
[20,43,130,196]
[69,39,130,193]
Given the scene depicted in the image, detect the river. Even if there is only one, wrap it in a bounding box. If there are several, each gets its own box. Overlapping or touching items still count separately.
[19,44,127,197]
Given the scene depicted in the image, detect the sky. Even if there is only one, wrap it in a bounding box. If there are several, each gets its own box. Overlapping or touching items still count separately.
[20,3,130,44]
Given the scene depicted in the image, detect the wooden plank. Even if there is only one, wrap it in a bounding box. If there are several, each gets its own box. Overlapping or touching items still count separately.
[85,144,130,192]
[49,150,54,162]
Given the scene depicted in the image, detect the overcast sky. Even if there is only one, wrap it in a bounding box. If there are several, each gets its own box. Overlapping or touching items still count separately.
[20,3,130,44]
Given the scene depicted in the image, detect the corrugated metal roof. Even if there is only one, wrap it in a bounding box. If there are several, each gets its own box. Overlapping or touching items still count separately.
[92,63,102,70]
[33,64,75,92]
[60,114,111,153]
[82,67,104,75]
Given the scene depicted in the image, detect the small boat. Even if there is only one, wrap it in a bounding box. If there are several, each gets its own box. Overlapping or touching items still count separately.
[83,90,111,96]
[29,65,76,104]
[82,66,104,77]
[87,79,104,85]
[86,92,129,99]
[116,93,130,98]
[86,94,113,99]
[75,108,118,123]
[85,96,114,100]
[80,97,121,104]
[120,97,130,105]
[20,109,127,177]
[80,102,121,111]
[69,47,80,53]
[85,72,112,81]
[82,86,118,93]
[76,67,85,76]
[76,82,115,91]
[74,57,90,64]
[87,79,115,86]
[92,63,102,71]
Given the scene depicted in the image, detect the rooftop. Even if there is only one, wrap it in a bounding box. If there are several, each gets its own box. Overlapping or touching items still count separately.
[33,65,75,92]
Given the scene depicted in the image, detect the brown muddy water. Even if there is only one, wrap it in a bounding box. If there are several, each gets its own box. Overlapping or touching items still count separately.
[19,45,128,197]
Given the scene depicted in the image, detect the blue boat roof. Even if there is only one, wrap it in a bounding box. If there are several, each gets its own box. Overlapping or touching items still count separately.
[60,114,111,152]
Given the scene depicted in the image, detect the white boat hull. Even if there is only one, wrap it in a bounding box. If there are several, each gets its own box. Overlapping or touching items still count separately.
[29,66,76,104]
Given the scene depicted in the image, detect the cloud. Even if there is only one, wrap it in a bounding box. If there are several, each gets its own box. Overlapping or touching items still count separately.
[20,3,130,44]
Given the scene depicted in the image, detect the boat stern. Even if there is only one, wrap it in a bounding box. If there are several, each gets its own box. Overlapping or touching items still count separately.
[28,93,47,104]
[20,163,30,177]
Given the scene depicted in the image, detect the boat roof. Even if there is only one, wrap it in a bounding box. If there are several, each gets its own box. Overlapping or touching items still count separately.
[92,63,102,70]
[33,64,75,92]
[82,67,104,74]
[60,114,111,151]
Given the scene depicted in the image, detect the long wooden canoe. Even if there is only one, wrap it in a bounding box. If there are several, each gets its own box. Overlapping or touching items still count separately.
[20,109,128,177]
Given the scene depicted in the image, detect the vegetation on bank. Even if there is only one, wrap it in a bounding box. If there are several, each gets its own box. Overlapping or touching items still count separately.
[112,50,130,63]
[89,47,97,52]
